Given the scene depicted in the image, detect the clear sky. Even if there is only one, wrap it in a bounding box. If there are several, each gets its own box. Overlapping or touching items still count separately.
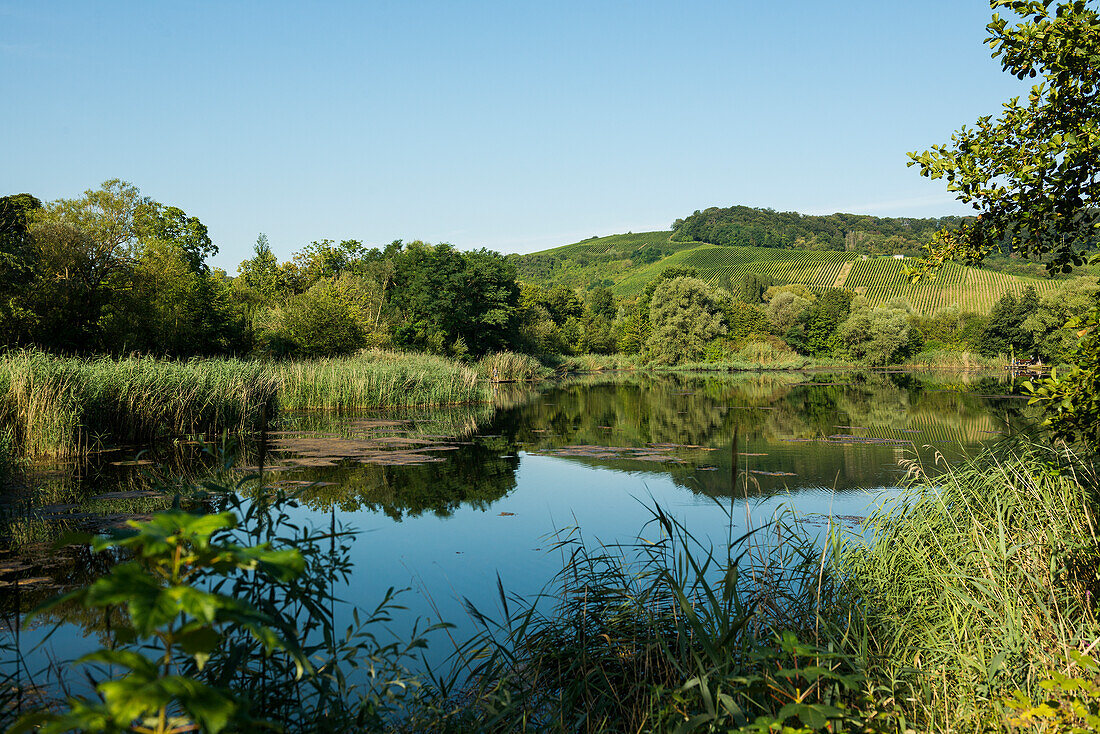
[2,1,1031,271]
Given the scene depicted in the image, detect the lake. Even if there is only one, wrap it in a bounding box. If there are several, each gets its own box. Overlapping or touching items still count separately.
[1,370,1035,687]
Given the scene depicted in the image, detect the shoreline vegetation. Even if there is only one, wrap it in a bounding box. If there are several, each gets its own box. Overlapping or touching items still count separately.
[0,348,1015,459]
[429,439,1100,732]
[0,350,487,458]
[4,438,1095,732]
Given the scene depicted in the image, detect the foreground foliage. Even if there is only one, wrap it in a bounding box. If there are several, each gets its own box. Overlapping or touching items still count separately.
[909,0,1100,451]
[843,440,1099,729]
[423,439,1099,732]
[909,0,1100,273]
[10,510,307,733]
[3,437,1097,732]
[4,483,441,733]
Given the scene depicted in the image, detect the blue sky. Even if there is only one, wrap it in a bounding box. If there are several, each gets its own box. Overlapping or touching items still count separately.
[2,2,1030,270]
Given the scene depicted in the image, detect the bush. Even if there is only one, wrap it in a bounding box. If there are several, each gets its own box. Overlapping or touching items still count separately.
[765,287,814,333]
[836,298,921,366]
[255,274,387,358]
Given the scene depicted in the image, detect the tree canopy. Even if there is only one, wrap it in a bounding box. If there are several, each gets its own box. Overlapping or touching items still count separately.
[909,0,1100,273]
[672,205,966,255]
[910,0,1100,448]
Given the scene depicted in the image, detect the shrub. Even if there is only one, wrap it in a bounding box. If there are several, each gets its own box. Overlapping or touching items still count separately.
[256,274,386,358]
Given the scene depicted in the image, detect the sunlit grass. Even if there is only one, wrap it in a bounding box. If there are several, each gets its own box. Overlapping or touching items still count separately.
[0,350,278,458]
[0,350,491,457]
[838,440,1099,728]
[475,351,546,382]
[277,350,487,412]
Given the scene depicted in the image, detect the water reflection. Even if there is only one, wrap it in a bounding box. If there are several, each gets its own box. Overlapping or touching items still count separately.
[1,371,1033,585]
[0,369,1036,706]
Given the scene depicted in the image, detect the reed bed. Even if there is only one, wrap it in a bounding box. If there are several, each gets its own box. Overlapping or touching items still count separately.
[476,351,546,382]
[902,348,1004,370]
[838,440,1100,728]
[0,351,497,457]
[554,353,639,373]
[277,350,487,412]
[0,351,278,458]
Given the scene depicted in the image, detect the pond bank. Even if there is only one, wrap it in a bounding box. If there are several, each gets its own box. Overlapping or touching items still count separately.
[0,349,1016,460]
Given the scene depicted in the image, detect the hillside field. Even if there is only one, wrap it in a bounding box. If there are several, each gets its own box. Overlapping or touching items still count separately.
[514,231,1061,314]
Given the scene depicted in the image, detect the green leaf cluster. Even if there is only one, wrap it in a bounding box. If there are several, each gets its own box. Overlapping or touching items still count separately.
[11,510,307,734]
[908,1,1100,274]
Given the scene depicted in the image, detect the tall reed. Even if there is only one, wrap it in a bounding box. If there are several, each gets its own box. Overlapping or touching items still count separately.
[838,439,1099,728]
[0,350,498,457]
[476,351,545,382]
[277,350,487,412]
[554,353,639,373]
[0,351,278,458]
[426,504,864,732]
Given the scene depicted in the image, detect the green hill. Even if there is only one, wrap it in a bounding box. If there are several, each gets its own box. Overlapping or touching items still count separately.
[513,231,1061,315]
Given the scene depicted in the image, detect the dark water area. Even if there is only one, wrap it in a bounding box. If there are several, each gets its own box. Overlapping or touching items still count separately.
[1,370,1036,689]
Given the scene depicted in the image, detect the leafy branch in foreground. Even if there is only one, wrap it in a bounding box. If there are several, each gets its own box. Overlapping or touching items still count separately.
[1026,288,1100,447]
[1005,650,1100,731]
[907,0,1100,451]
[9,510,307,734]
[4,476,448,734]
[907,0,1100,275]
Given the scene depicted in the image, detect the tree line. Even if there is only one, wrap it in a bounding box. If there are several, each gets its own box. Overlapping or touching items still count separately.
[2,181,1094,368]
[0,181,607,360]
[671,205,969,255]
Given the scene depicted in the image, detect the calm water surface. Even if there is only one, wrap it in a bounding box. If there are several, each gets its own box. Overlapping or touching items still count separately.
[2,370,1035,682]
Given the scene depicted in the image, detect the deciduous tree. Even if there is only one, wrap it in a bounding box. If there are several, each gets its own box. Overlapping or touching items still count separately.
[646,277,728,365]
[908,0,1100,447]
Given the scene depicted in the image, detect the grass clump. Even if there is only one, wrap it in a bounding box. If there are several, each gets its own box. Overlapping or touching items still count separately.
[902,348,1004,370]
[553,353,639,373]
[476,351,546,382]
[277,350,487,412]
[0,350,278,458]
[839,440,1099,728]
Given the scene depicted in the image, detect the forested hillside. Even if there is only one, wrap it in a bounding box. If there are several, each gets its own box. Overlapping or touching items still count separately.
[671,205,968,253]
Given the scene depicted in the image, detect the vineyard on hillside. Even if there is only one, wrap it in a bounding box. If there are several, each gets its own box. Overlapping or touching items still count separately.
[515,232,1063,315]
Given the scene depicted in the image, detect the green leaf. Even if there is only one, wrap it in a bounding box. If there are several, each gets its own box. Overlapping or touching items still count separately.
[176,625,223,670]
